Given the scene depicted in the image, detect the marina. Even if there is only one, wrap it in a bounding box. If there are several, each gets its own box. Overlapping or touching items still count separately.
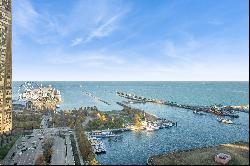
[86,131,123,154]
[87,136,106,154]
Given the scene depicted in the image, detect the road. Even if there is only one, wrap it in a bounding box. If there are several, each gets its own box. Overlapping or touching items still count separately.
[6,130,43,165]
[3,115,78,165]
[82,116,93,127]
[65,135,75,165]
[51,136,66,165]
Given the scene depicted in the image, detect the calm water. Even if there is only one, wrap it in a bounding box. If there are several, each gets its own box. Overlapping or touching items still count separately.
[13,81,249,165]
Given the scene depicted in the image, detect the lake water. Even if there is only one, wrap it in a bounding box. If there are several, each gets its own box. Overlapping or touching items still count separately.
[13,81,249,165]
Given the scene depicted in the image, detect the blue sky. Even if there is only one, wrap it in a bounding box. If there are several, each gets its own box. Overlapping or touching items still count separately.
[13,0,249,81]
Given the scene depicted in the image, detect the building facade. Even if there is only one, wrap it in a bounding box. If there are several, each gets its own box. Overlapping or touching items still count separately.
[0,0,12,134]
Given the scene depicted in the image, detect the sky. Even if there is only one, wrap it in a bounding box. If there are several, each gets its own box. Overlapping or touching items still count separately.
[12,0,249,81]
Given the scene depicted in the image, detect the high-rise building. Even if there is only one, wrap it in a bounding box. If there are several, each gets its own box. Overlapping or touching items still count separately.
[0,0,12,134]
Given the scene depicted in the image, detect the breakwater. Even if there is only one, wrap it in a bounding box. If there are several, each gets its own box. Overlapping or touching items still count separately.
[116,91,243,118]
[83,91,111,105]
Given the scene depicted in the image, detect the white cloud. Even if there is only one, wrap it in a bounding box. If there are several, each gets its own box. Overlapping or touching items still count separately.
[13,0,39,33]
[46,49,125,67]
[163,35,202,62]
[13,0,130,46]
[70,13,119,46]
[83,14,120,44]
[71,38,83,46]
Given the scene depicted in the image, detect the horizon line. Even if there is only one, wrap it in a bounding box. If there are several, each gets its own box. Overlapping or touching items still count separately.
[12,80,249,82]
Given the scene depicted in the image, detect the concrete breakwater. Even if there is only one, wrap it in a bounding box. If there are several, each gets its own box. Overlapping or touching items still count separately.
[83,91,111,105]
[116,91,243,118]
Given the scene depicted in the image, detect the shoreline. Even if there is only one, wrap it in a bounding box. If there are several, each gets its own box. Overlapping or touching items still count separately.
[147,141,249,165]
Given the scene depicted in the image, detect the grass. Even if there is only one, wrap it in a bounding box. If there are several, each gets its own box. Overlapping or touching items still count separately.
[148,142,249,165]
[0,136,19,159]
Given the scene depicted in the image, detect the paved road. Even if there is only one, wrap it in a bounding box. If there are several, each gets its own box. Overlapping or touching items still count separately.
[82,116,93,127]
[51,136,66,165]
[6,131,43,165]
[3,116,47,165]
[65,135,75,165]
[3,115,78,165]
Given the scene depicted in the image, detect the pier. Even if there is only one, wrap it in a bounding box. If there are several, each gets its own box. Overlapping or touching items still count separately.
[116,91,243,118]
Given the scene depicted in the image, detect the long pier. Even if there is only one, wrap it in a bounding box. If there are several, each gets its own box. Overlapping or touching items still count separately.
[116,91,244,118]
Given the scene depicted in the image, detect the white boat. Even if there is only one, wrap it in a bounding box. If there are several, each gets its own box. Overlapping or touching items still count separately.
[193,110,205,115]
[153,126,160,130]
[163,122,173,127]
[146,125,159,131]
[146,126,154,131]
[89,131,116,138]
[222,119,233,124]
[217,118,233,124]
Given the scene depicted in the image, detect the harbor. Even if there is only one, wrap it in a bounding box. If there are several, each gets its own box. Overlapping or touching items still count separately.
[12,81,249,165]
[83,102,177,156]
[95,103,249,165]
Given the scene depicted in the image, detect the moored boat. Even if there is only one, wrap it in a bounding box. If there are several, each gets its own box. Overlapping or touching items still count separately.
[217,118,233,124]
[89,131,116,138]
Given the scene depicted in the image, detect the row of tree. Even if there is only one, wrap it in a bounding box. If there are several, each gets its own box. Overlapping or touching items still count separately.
[75,120,99,165]
[43,138,54,164]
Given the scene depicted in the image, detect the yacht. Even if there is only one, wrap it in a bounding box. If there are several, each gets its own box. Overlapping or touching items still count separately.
[217,118,233,124]
[146,125,159,131]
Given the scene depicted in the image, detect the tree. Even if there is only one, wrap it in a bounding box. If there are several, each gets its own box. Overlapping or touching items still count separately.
[35,154,46,165]
[89,158,100,165]
[43,138,54,164]
[75,121,95,162]
[134,114,142,128]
